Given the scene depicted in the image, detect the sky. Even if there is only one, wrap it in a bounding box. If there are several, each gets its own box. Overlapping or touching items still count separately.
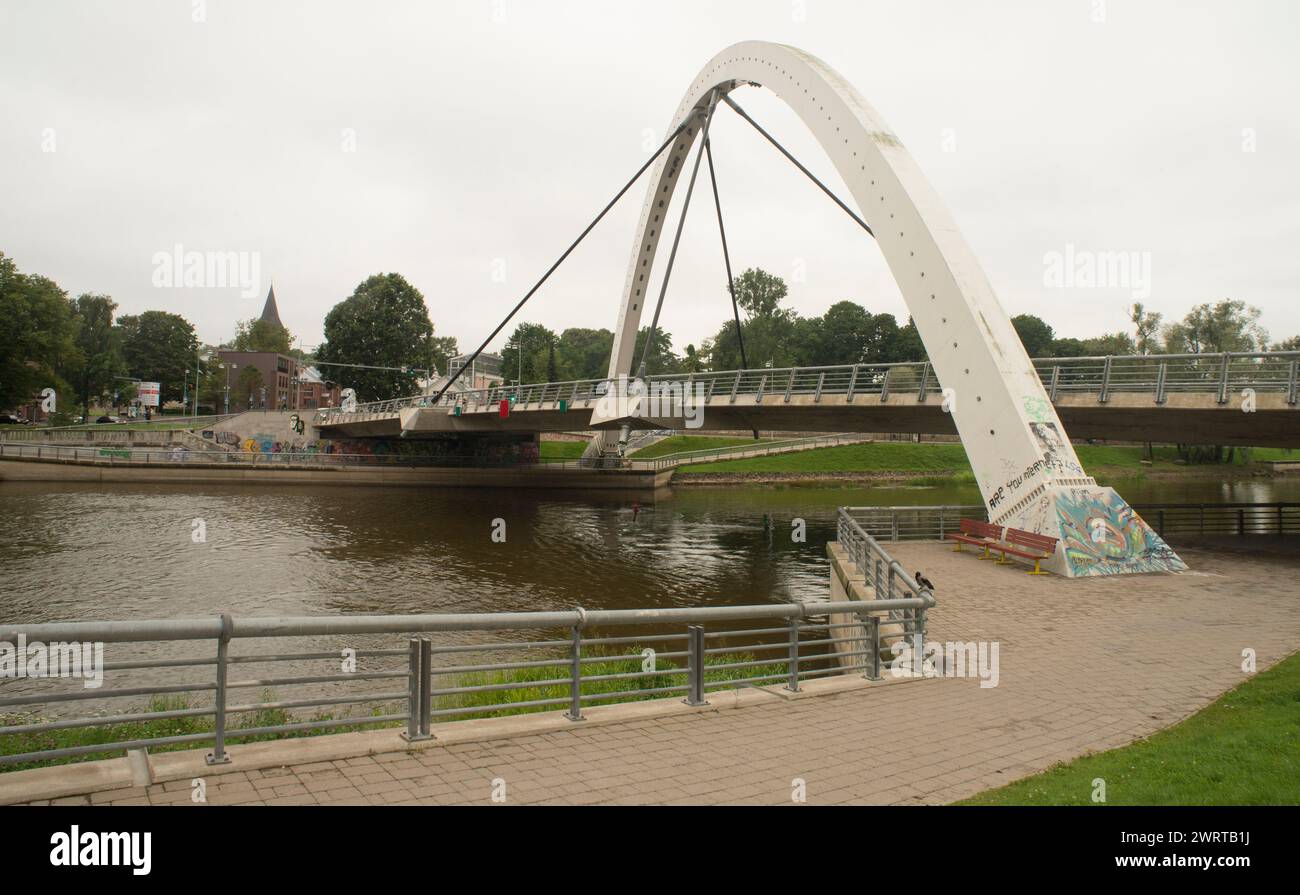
[2,0,1297,362]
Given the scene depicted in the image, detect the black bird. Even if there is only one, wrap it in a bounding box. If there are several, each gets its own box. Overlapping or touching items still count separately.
[915,571,936,591]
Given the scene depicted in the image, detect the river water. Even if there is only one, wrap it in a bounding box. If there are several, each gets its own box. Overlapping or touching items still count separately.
[2,476,1296,624]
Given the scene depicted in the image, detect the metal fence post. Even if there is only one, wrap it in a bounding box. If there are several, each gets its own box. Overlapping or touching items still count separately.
[866,615,882,681]
[1155,361,1168,404]
[564,624,584,721]
[1099,356,1112,404]
[401,637,423,741]
[1217,352,1231,404]
[684,625,708,706]
[206,613,233,765]
[784,618,801,693]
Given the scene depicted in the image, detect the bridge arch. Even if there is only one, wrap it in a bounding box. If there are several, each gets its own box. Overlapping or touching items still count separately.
[601,41,1183,577]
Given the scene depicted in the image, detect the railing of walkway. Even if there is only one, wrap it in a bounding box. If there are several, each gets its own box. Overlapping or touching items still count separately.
[842,502,1300,540]
[634,433,870,471]
[0,442,629,471]
[316,350,1300,423]
[0,593,932,769]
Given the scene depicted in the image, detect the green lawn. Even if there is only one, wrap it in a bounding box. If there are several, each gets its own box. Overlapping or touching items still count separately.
[630,435,773,459]
[538,440,588,460]
[960,650,1300,805]
[679,441,974,474]
[677,441,1292,476]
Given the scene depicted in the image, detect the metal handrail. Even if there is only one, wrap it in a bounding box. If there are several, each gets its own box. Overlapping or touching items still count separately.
[0,595,931,768]
[841,502,1300,540]
[315,349,1300,422]
[0,442,634,471]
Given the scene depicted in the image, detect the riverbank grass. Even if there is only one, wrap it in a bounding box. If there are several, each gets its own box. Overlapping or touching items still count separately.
[0,648,784,773]
[959,650,1300,805]
[677,441,1295,478]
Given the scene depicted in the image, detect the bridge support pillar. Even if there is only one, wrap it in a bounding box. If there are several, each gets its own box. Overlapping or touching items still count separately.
[998,483,1186,578]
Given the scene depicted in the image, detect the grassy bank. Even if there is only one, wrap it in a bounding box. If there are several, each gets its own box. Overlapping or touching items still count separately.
[960,650,1300,805]
[676,441,1294,479]
[538,440,587,460]
[629,435,774,459]
[0,695,402,774]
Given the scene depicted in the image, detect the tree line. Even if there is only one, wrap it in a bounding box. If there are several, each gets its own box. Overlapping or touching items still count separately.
[0,253,458,416]
[498,267,1289,385]
[3,248,1290,416]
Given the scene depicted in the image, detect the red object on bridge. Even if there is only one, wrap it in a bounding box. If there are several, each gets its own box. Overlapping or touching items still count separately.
[499,399,510,419]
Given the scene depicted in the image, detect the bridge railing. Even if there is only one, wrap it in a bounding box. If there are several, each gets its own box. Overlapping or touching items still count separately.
[843,502,1300,541]
[835,508,936,641]
[314,350,1300,423]
[0,442,626,471]
[631,433,872,470]
[1135,502,1300,537]
[0,595,933,770]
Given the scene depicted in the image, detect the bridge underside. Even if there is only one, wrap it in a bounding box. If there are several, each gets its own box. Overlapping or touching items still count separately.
[317,392,1299,449]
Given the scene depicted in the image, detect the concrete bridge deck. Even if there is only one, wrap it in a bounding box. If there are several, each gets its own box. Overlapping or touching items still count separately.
[18,541,1299,806]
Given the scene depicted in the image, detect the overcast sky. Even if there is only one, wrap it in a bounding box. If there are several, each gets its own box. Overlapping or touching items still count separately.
[2,0,1297,361]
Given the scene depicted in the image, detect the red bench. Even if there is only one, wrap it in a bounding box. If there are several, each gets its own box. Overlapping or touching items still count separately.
[945,519,1003,559]
[993,527,1059,575]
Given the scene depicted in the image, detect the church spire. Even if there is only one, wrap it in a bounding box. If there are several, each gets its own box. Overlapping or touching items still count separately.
[259,283,283,329]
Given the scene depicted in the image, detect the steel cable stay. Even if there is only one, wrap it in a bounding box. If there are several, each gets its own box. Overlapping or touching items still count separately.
[703,134,759,440]
[427,120,689,408]
[721,93,875,239]
[431,88,874,414]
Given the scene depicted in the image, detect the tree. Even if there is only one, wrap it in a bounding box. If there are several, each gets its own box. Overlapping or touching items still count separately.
[431,336,459,376]
[797,301,873,366]
[1081,332,1136,356]
[499,322,558,384]
[1163,300,1268,354]
[116,311,198,404]
[894,317,927,362]
[0,252,77,414]
[1129,302,1163,354]
[232,317,292,354]
[633,326,679,374]
[731,268,790,320]
[317,273,437,400]
[1272,336,1300,351]
[63,293,124,419]
[1011,314,1056,357]
[236,365,265,409]
[555,328,613,381]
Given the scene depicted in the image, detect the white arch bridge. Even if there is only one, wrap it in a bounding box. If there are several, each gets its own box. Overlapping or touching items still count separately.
[333,41,1227,578]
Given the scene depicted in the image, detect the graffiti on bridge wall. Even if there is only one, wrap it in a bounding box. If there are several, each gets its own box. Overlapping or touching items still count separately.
[1054,486,1186,576]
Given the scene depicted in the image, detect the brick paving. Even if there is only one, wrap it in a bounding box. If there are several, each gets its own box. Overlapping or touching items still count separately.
[35,542,1300,806]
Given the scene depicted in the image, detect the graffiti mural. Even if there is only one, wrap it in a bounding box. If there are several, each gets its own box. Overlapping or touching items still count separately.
[1053,486,1188,577]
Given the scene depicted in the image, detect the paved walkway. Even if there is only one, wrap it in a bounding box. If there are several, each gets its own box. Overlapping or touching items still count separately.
[36,542,1300,805]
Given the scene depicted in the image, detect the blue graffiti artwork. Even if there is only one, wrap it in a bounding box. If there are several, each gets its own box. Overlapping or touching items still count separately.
[1055,487,1187,576]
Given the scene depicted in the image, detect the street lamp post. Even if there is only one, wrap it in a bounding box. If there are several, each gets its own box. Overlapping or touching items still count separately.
[220,363,237,415]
